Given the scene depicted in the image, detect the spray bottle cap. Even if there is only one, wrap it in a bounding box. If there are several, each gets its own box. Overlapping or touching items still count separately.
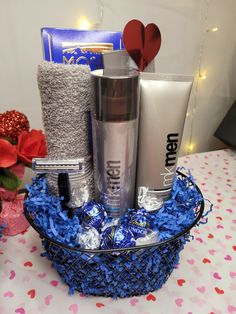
[91,69,139,122]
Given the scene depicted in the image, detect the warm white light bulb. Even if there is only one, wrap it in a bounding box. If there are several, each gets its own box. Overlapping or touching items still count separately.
[77,17,92,30]
[207,27,218,32]
[199,73,207,80]
[186,143,194,152]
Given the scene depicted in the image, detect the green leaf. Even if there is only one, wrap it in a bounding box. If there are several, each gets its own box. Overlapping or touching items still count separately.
[0,168,21,191]
[0,136,17,145]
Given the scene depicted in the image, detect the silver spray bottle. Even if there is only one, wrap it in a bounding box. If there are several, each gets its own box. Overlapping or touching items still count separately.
[91,69,140,217]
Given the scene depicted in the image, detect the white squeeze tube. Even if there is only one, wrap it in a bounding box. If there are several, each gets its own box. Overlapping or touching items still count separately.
[136,72,193,212]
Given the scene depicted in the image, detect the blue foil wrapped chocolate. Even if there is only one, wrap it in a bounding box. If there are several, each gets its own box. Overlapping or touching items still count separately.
[100,225,136,249]
[79,202,107,232]
[128,208,154,239]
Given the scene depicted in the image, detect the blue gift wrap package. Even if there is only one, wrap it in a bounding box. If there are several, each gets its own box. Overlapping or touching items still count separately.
[41,28,123,70]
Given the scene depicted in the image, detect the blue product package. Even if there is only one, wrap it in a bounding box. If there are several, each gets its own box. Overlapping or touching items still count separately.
[41,28,123,70]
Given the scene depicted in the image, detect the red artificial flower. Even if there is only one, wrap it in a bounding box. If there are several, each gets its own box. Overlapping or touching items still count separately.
[0,138,17,167]
[16,129,47,164]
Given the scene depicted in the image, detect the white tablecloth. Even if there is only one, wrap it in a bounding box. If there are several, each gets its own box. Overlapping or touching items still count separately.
[1,149,236,314]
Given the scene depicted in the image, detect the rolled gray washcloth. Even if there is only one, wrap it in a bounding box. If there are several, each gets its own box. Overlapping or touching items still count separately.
[37,61,94,206]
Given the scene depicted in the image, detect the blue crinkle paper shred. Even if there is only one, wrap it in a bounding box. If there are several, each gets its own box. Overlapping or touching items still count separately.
[24,171,210,298]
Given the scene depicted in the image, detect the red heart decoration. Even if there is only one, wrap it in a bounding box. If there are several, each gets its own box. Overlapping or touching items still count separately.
[146,293,156,301]
[123,19,161,71]
[24,261,33,267]
[208,233,214,239]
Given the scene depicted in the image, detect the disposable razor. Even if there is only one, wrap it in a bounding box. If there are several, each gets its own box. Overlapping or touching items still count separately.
[32,158,90,213]
[32,158,86,174]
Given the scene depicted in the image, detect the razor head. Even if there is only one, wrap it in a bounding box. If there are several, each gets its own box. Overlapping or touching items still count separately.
[32,158,86,174]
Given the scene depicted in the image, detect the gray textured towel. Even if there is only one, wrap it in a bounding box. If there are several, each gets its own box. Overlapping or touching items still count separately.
[37,61,94,205]
[38,61,93,158]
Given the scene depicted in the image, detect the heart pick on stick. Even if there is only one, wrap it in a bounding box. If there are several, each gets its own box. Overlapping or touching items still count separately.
[123,19,161,71]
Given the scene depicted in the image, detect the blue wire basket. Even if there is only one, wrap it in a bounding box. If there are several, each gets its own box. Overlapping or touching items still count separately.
[24,171,204,298]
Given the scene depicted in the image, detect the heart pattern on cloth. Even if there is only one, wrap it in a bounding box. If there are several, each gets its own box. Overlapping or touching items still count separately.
[175,298,184,307]
[27,289,36,299]
[30,246,37,253]
[38,272,46,279]
[224,254,232,261]
[197,286,206,293]
[202,258,211,264]
[68,304,78,314]
[213,272,222,280]
[130,298,139,306]
[24,261,33,267]
[50,280,59,287]
[9,270,16,280]
[3,291,14,297]
[45,295,53,305]
[15,308,25,314]
[146,293,156,301]
[187,259,195,265]
[209,249,216,255]
[177,279,186,286]
[123,19,161,71]
[96,303,105,308]
[196,237,203,243]
[228,305,236,313]
[3,258,12,264]
[18,238,26,244]
[215,287,224,294]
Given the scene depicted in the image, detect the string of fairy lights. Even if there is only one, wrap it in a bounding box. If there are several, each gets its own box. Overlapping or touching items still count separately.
[76,0,219,155]
[77,0,104,30]
[186,0,219,155]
